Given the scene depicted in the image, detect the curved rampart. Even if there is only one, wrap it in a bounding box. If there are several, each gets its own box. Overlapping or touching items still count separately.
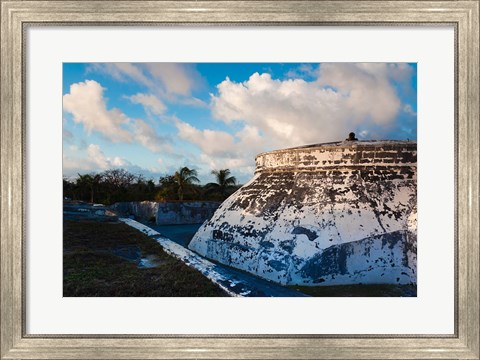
[189,140,417,287]
[255,141,417,173]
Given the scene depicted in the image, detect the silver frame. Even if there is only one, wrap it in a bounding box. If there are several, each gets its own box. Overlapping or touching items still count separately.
[1,1,479,359]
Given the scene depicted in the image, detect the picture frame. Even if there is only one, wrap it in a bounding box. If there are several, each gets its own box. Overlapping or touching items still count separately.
[1,0,478,358]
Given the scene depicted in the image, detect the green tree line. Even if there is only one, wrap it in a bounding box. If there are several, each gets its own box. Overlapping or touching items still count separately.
[63,167,239,205]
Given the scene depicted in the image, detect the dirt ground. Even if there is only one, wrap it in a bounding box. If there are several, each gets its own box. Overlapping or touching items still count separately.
[63,220,228,297]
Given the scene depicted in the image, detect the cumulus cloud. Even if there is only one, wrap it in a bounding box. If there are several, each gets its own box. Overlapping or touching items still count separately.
[63,80,133,143]
[176,121,236,157]
[63,143,167,180]
[63,80,170,152]
[285,63,318,79]
[211,63,414,148]
[87,63,152,87]
[174,119,265,183]
[127,93,166,115]
[63,144,131,174]
[198,153,254,178]
[87,144,129,169]
[113,63,152,86]
[134,119,171,153]
[316,63,402,125]
[146,63,202,96]
[88,63,204,97]
[87,63,206,104]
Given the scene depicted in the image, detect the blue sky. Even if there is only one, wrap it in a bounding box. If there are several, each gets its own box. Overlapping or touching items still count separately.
[63,63,417,184]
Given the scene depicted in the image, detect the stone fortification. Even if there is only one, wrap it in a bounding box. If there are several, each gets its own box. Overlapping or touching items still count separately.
[155,202,220,225]
[189,140,417,286]
[111,201,220,225]
[255,140,416,172]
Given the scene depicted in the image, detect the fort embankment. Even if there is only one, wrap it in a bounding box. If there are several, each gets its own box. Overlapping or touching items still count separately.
[189,140,417,286]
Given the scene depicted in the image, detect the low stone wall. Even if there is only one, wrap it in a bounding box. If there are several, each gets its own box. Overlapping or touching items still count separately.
[111,201,220,225]
[156,202,220,225]
[110,201,158,221]
[63,203,118,222]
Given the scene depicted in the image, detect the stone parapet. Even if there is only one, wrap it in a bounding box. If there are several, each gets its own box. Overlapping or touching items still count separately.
[110,201,221,225]
[255,140,417,173]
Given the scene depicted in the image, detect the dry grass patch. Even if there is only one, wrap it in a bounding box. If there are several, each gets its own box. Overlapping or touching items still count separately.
[63,220,227,297]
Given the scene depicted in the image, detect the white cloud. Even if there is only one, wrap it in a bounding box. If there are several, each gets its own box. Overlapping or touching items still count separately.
[177,96,208,108]
[236,124,263,144]
[176,121,236,157]
[285,63,318,79]
[211,64,411,148]
[63,80,133,143]
[146,63,200,96]
[92,63,199,95]
[88,63,206,107]
[87,144,129,169]
[133,119,171,153]
[113,63,152,86]
[196,153,256,185]
[127,93,166,115]
[63,144,130,175]
[87,63,153,88]
[386,63,415,82]
[64,80,171,153]
[316,63,401,125]
[198,153,252,172]
[63,144,167,181]
[174,122,226,152]
[63,155,94,173]
[174,119,264,183]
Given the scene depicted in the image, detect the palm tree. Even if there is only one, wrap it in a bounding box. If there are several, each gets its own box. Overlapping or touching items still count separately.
[206,169,237,199]
[76,173,102,203]
[174,167,200,201]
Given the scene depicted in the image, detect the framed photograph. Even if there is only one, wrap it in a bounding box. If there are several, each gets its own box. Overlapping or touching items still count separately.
[61,61,418,299]
[1,1,479,358]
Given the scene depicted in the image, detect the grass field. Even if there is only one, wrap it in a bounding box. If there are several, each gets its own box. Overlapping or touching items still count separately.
[63,220,227,297]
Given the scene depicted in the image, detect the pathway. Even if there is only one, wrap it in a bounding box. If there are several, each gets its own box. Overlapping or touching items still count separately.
[120,218,308,297]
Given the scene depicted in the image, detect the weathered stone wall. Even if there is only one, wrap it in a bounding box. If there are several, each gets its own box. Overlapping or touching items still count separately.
[64,203,118,222]
[156,202,220,225]
[111,201,220,225]
[111,201,159,221]
[189,141,417,286]
[256,140,416,173]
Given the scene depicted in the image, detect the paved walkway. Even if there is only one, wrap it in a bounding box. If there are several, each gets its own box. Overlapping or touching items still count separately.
[120,218,308,297]
[146,223,201,248]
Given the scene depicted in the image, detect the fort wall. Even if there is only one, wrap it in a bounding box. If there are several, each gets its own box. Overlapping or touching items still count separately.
[255,141,416,173]
[189,141,417,286]
[111,201,220,225]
